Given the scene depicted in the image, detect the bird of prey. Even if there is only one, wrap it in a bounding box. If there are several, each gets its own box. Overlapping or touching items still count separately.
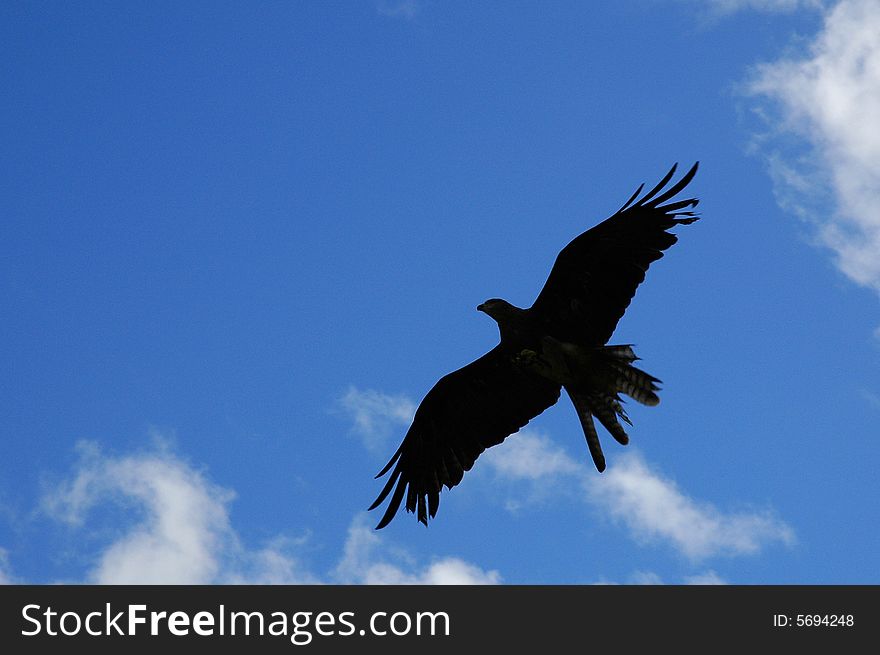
[370,163,700,529]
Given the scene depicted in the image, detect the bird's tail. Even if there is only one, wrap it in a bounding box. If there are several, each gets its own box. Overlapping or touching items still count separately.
[600,344,660,407]
[565,345,660,472]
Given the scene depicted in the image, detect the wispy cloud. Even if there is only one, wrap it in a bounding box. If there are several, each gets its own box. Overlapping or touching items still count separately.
[679,0,823,22]
[627,570,666,585]
[683,570,728,585]
[482,430,580,481]
[747,0,880,295]
[596,569,727,584]
[860,389,880,411]
[0,548,15,584]
[586,452,796,560]
[481,429,583,512]
[701,0,823,13]
[338,386,415,452]
[334,515,501,584]
[377,0,423,20]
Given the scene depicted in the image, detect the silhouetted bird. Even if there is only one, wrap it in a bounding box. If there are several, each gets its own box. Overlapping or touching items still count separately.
[370,163,701,528]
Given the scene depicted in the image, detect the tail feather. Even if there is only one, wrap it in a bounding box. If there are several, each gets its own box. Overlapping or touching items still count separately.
[566,344,663,471]
[567,389,606,472]
[591,395,630,446]
[605,347,660,406]
[602,344,639,362]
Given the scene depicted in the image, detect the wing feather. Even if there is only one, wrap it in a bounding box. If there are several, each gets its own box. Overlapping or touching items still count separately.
[529,163,700,345]
[370,346,560,528]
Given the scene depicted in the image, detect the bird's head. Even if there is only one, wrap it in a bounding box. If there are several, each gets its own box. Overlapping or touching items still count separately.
[477,298,518,322]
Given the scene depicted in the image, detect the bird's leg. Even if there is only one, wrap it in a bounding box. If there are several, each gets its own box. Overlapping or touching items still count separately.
[514,348,555,378]
[515,348,539,366]
[514,339,577,385]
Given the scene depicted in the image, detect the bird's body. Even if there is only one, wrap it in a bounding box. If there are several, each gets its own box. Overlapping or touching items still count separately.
[479,299,636,395]
[370,163,701,529]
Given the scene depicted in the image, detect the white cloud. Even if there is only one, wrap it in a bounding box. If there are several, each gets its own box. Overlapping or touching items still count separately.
[474,425,794,562]
[339,386,415,452]
[222,536,321,585]
[748,0,880,295]
[334,515,501,585]
[586,452,796,560]
[33,440,495,585]
[482,430,580,481]
[7,425,793,584]
[42,441,315,584]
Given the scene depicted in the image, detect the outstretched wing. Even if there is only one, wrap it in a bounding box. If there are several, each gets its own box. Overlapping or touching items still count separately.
[529,163,700,345]
[369,346,561,529]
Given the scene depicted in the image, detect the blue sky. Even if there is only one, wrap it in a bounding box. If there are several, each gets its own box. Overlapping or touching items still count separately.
[2,0,878,585]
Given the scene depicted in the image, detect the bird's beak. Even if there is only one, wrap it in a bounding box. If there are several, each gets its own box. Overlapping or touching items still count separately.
[477,303,485,312]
